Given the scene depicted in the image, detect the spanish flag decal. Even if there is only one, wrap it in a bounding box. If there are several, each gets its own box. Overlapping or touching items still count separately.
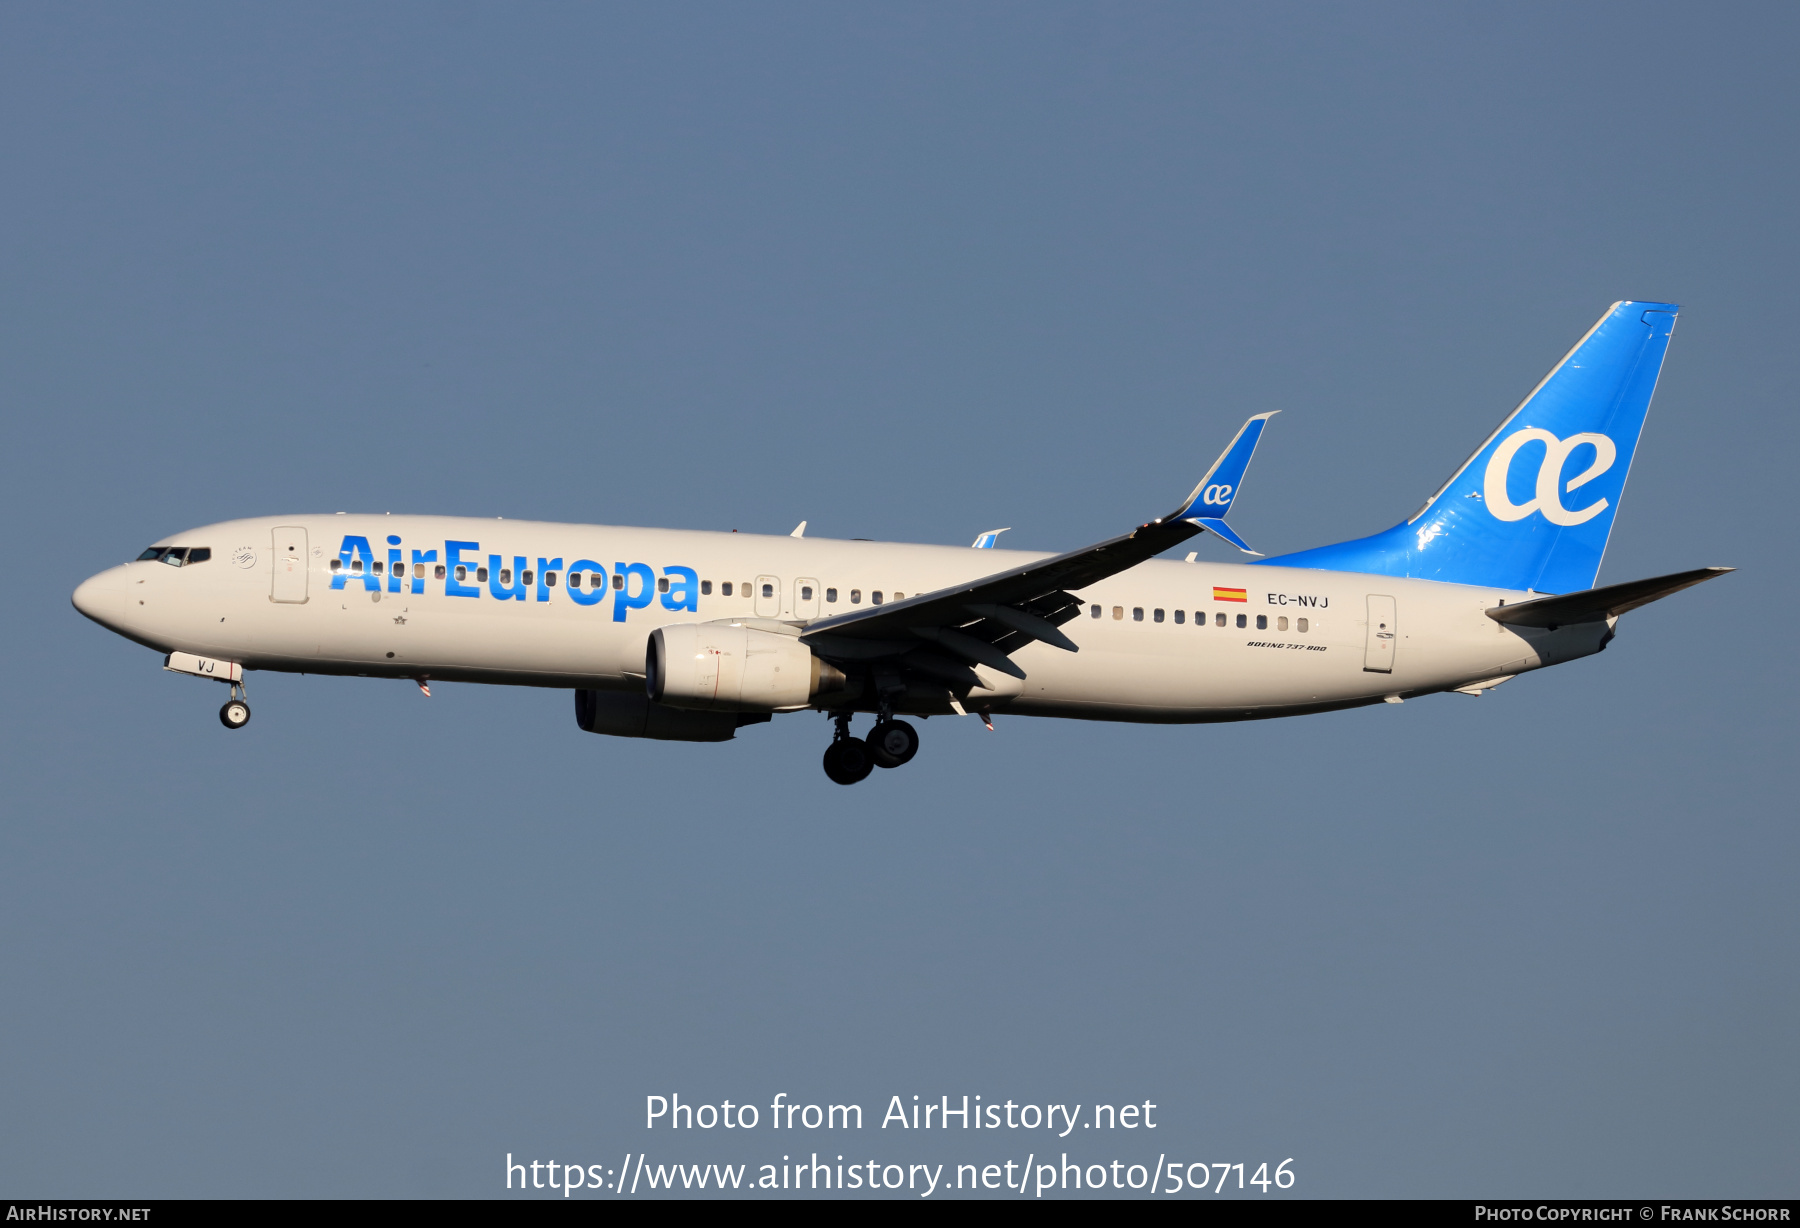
[1213,586,1248,603]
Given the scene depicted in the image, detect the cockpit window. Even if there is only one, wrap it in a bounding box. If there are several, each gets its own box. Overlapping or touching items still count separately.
[138,547,190,566]
[135,546,209,566]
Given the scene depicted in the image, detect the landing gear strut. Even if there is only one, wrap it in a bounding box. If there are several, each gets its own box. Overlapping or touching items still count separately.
[822,711,873,785]
[219,680,251,730]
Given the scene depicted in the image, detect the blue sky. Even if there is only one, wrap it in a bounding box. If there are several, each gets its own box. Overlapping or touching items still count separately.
[2,2,1794,1197]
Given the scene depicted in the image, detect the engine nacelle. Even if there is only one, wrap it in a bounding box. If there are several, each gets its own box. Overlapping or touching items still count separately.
[574,688,748,742]
[648,622,850,712]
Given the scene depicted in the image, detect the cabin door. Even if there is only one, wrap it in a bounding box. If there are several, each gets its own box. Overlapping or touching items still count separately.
[1363,594,1396,672]
[271,527,309,604]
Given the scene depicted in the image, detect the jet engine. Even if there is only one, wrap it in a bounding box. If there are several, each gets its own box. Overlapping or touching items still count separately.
[648,622,850,712]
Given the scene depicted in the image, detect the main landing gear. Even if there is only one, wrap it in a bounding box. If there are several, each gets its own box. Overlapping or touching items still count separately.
[867,718,919,767]
[219,680,251,730]
[821,711,920,784]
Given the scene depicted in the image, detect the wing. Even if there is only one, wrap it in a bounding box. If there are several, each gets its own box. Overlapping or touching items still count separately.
[801,414,1278,687]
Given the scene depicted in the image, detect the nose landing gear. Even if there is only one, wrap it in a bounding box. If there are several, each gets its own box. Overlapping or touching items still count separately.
[219,681,251,729]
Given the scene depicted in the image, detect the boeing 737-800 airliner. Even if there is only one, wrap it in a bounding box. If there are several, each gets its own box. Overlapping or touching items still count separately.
[72,301,1729,783]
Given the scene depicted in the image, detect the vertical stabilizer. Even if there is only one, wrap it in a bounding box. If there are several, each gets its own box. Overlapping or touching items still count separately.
[1264,301,1678,592]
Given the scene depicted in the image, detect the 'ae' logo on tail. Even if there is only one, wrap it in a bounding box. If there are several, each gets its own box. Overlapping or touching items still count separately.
[1483,428,1618,526]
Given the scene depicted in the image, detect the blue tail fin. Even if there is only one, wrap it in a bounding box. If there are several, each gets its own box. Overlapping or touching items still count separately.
[1263,301,1678,593]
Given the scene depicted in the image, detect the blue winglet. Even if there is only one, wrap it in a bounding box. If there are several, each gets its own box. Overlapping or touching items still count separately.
[1193,517,1257,554]
[1167,411,1277,554]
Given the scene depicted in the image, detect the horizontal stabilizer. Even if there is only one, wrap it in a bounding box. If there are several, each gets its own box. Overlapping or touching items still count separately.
[1486,566,1733,628]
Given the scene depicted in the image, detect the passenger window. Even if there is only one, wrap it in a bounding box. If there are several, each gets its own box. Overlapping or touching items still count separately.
[721,581,732,596]
[1277,616,1288,631]
[454,565,467,582]
[658,577,670,594]
[741,581,751,596]
[1090,605,1101,619]
[825,588,837,603]
[1216,612,1226,627]
[1297,617,1308,632]
[872,591,884,605]
[330,559,342,572]
[701,580,713,595]
[414,563,425,579]
[762,582,774,599]
[801,585,813,601]
[1133,607,1144,621]
[435,565,446,580]
[1174,610,1184,624]
[499,568,511,585]
[1236,613,1247,628]
[1153,608,1164,623]
[850,589,861,603]
[894,592,904,601]
[1256,615,1267,630]
[569,573,582,589]
[186,548,211,564]
[614,574,626,590]
[1112,606,1123,620]
[477,566,489,583]
[523,570,535,586]
[544,571,556,587]
[373,561,384,575]
[351,559,363,574]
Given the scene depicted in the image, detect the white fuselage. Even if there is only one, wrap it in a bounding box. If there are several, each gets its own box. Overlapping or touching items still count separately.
[72,514,1609,722]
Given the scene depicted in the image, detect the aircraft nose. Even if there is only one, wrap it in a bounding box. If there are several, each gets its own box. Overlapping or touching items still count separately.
[72,567,126,627]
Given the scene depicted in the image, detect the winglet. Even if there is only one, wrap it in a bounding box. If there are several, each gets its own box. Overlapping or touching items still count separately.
[971,528,1012,549]
[1166,412,1277,553]
[1193,517,1260,555]
[790,521,807,538]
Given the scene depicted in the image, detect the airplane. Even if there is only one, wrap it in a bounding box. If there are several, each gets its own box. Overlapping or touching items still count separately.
[72,301,1730,784]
